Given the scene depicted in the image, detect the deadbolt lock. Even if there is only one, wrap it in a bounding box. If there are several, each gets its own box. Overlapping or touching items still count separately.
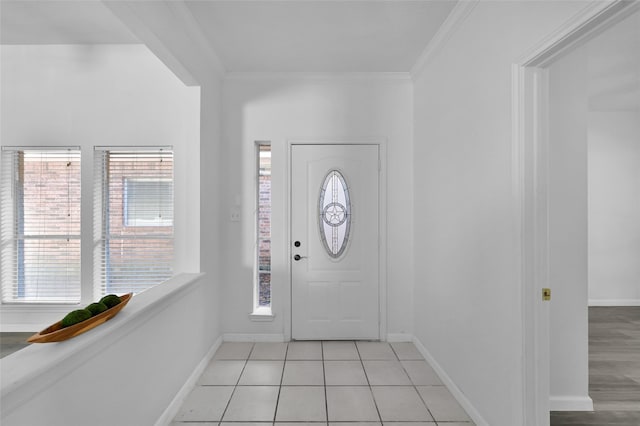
[542,288,551,301]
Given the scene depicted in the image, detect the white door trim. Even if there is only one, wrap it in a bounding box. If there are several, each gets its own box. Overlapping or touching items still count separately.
[513,1,639,424]
[285,140,388,342]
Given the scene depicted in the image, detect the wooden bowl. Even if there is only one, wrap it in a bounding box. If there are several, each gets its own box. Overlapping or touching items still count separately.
[27,293,133,343]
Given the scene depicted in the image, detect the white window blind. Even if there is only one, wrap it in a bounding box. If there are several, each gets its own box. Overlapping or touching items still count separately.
[0,148,81,304]
[94,148,174,296]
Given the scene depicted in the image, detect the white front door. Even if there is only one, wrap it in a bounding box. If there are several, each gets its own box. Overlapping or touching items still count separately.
[291,144,379,340]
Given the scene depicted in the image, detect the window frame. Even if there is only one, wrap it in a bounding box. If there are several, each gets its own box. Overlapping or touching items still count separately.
[251,141,274,319]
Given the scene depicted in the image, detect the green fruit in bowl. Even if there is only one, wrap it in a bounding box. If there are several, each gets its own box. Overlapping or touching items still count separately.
[86,302,108,316]
[61,309,92,328]
[99,294,122,309]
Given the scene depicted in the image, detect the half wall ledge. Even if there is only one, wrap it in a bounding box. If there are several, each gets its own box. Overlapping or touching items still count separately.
[1,273,210,426]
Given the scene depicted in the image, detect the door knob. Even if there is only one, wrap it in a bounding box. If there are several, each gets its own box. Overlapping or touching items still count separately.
[294,254,307,261]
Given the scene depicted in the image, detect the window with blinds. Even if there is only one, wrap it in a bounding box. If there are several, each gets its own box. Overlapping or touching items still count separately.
[0,148,81,303]
[94,148,174,296]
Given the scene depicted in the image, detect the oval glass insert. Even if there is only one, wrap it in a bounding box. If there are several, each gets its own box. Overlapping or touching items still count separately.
[318,170,351,258]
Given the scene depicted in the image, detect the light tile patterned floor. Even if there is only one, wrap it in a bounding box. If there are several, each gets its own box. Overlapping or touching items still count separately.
[173,341,475,426]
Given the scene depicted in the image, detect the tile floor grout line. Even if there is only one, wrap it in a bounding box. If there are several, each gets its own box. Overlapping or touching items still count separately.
[413,381,437,423]
[399,354,437,423]
[355,340,384,424]
[272,341,289,424]
[321,341,329,426]
[218,342,254,424]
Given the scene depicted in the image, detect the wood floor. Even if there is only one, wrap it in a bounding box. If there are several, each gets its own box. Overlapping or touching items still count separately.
[0,332,33,358]
[551,306,640,426]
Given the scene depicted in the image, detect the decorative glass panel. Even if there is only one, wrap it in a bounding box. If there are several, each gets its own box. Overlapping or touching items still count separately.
[318,170,351,258]
[256,143,271,307]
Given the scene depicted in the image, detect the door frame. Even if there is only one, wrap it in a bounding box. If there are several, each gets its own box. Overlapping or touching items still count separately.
[513,1,639,424]
[285,140,388,342]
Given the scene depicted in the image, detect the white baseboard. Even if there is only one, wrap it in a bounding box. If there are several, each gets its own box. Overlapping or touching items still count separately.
[386,333,413,342]
[549,395,594,411]
[412,336,489,426]
[154,335,223,426]
[589,299,640,307]
[223,333,286,342]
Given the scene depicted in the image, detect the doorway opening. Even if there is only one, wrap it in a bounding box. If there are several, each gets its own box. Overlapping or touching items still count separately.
[547,8,640,425]
[515,1,639,425]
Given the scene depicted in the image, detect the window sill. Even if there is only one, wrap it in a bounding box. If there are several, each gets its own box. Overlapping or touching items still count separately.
[1,304,82,332]
[249,307,275,322]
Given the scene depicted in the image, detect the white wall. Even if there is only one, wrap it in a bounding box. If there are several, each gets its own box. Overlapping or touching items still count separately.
[0,44,200,329]
[588,111,640,305]
[221,75,414,339]
[548,44,591,409]
[412,1,588,424]
[199,73,225,343]
[586,7,640,306]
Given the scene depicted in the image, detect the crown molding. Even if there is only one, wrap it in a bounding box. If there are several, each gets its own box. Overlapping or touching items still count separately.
[517,0,639,67]
[224,71,412,81]
[410,0,479,80]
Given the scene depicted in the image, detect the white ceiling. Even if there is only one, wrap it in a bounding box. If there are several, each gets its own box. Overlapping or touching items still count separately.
[184,0,457,72]
[1,0,636,97]
[0,0,457,73]
[0,0,139,44]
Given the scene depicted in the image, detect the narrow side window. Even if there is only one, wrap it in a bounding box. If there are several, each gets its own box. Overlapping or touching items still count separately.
[256,142,271,311]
